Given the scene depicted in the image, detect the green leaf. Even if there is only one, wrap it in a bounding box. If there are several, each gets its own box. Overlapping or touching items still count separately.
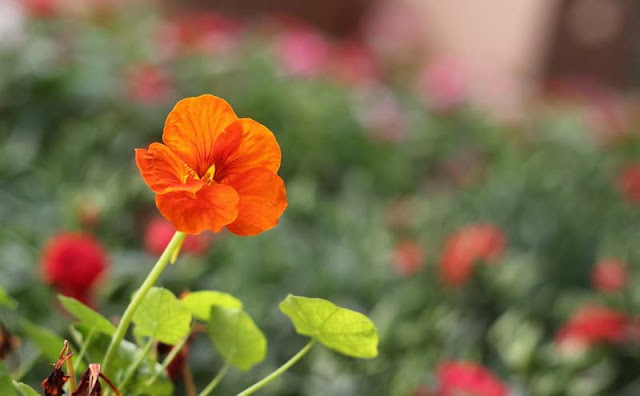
[183,291,243,321]
[0,288,17,309]
[21,320,67,362]
[279,295,378,358]
[132,287,192,345]
[58,295,116,335]
[70,325,173,396]
[12,381,39,396]
[0,361,16,396]
[207,307,266,371]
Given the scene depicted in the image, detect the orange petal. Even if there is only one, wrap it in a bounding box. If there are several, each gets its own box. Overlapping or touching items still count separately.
[214,118,281,182]
[224,168,287,236]
[135,143,204,194]
[155,184,239,234]
[162,95,238,177]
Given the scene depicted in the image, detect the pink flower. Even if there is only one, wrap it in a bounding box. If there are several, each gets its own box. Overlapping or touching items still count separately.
[439,224,505,287]
[330,41,380,87]
[592,258,628,292]
[617,163,640,204]
[144,217,211,257]
[434,361,508,396]
[124,64,173,104]
[556,304,629,348]
[276,27,332,78]
[418,60,467,112]
[41,232,108,305]
[392,240,425,276]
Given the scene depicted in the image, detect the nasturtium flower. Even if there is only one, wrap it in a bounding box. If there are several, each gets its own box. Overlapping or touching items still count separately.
[135,94,287,235]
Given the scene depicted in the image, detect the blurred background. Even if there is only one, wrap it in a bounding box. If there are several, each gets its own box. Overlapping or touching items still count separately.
[1,0,640,394]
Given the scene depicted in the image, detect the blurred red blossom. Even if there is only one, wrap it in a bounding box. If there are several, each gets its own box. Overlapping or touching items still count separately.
[144,217,211,257]
[124,64,173,104]
[439,223,505,286]
[417,59,468,112]
[22,0,58,18]
[276,27,331,78]
[592,258,628,293]
[434,361,508,396]
[41,232,108,306]
[556,304,629,349]
[330,41,380,87]
[617,163,640,203]
[392,239,425,276]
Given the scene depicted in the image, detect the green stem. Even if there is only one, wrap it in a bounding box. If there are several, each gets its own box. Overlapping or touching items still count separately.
[197,361,230,396]
[236,340,316,396]
[139,334,190,393]
[101,231,186,376]
[74,328,95,371]
[118,338,154,391]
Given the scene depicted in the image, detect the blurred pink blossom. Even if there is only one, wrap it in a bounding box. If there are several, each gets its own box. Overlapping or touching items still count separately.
[434,361,508,396]
[418,60,467,112]
[276,26,332,78]
[330,41,380,87]
[556,304,629,349]
[124,64,173,104]
[592,258,628,293]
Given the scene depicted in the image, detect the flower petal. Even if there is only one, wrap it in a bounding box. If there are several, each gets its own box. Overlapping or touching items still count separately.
[156,184,239,234]
[135,143,204,194]
[162,95,238,176]
[214,118,281,182]
[224,168,287,236]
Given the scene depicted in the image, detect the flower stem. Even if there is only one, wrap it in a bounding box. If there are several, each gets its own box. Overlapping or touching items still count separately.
[235,340,316,396]
[139,334,190,394]
[197,361,230,396]
[118,337,154,391]
[101,231,186,376]
[74,328,95,371]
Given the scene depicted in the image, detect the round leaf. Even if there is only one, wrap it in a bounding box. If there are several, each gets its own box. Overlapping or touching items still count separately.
[183,291,243,321]
[58,295,116,335]
[279,295,378,358]
[132,287,192,345]
[207,307,266,371]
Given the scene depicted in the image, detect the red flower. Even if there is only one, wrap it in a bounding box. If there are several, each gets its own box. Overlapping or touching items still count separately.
[617,163,640,204]
[556,304,629,348]
[135,95,287,235]
[22,0,58,18]
[41,232,108,305]
[392,240,425,276]
[144,217,211,256]
[418,59,467,112]
[276,27,332,78]
[434,361,508,396]
[125,64,173,104]
[330,41,380,87]
[439,224,505,286]
[592,258,628,292]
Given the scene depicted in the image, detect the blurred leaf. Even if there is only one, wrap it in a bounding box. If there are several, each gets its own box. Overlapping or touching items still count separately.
[183,291,243,321]
[132,287,192,345]
[207,306,266,371]
[0,361,16,396]
[58,295,116,335]
[279,295,378,358]
[0,288,17,309]
[21,319,66,362]
[12,381,39,396]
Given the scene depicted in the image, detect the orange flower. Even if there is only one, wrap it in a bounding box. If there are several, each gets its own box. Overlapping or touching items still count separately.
[135,95,287,235]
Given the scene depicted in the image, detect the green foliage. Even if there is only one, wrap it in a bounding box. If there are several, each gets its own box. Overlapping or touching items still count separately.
[12,382,39,396]
[0,362,16,396]
[20,320,67,363]
[183,291,243,321]
[131,287,192,345]
[279,295,378,358]
[58,295,116,335]
[0,288,17,310]
[207,306,267,371]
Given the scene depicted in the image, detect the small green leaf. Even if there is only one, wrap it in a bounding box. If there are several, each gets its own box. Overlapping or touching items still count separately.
[21,320,68,362]
[0,361,16,395]
[208,307,266,371]
[12,381,39,396]
[0,288,17,309]
[279,295,378,359]
[183,291,243,321]
[58,295,116,335]
[132,287,192,345]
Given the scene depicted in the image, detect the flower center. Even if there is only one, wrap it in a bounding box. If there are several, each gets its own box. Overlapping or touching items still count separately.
[183,163,217,185]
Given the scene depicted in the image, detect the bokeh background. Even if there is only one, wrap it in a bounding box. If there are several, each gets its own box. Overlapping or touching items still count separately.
[2,0,640,395]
